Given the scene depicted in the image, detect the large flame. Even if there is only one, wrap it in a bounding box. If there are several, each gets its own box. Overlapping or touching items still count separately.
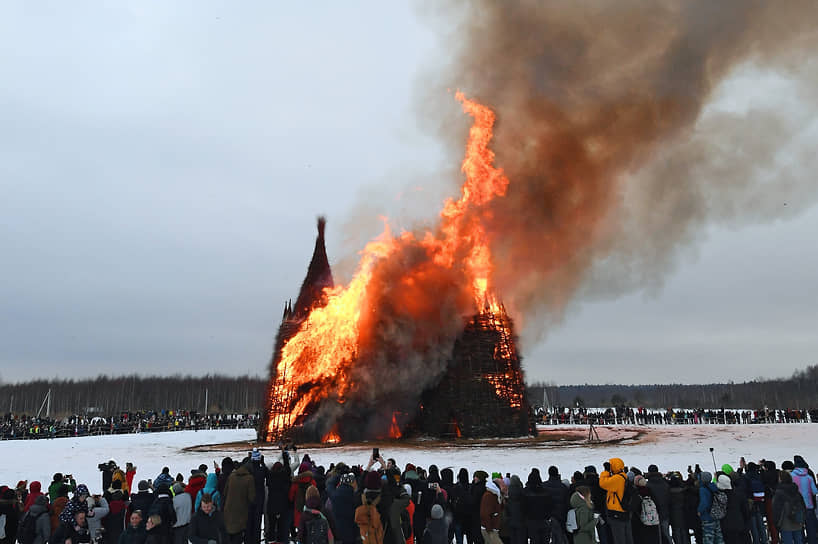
[266,93,509,441]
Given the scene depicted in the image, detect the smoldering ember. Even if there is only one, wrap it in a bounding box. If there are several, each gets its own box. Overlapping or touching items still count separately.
[259,95,531,444]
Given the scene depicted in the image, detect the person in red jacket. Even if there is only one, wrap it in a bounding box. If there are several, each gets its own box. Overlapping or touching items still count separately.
[23,481,45,512]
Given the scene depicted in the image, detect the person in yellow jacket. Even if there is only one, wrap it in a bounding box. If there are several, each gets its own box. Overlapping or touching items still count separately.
[598,458,634,544]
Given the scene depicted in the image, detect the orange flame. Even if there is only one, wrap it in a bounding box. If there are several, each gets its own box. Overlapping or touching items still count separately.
[322,427,341,444]
[265,93,510,441]
[389,412,402,439]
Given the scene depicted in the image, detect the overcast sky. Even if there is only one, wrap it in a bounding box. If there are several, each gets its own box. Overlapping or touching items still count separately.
[1,2,816,386]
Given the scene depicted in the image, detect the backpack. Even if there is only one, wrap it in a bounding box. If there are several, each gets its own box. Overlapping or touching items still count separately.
[354,502,384,544]
[615,475,641,514]
[565,509,578,533]
[638,495,660,526]
[710,490,728,521]
[783,499,805,525]
[18,510,46,544]
[305,513,331,544]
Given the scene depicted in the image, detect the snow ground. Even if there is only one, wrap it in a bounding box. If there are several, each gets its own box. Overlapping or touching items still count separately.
[1,424,816,492]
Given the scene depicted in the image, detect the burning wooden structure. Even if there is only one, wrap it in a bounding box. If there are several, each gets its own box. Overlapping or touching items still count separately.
[258,219,530,443]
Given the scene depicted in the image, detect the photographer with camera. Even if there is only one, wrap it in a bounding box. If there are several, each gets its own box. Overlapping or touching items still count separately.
[599,459,634,544]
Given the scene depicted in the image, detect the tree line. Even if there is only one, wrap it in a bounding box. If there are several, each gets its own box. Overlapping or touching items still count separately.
[528,364,818,410]
[2,364,815,418]
[0,374,268,417]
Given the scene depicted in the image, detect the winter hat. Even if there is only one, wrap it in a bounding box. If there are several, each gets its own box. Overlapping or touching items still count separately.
[305,485,321,509]
[721,464,734,475]
[298,462,312,474]
[138,480,150,491]
[699,471,713,484]
[251,448,261,462]
[584,465,597,475]
[364,471,382,491]
[76,484,90,497]
[634,475,647,487]
[431,504,444,520]
[648,465,659,474]
[793,455,808,469]
[198,464,208,473]
[491,472,502,481]
[16,480,28,489]
[781,461,795,471]
[172,483,185,495]
[717,474,732,490]
[403,483,413,497]
[473,470,489,482]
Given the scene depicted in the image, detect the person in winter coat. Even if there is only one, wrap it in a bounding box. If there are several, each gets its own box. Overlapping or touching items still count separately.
[50,475,76,503]
[522,469,550,544]
[20,494,51,544]
[667,474,690,544]
[189,494,227,544]
[185,471,207,515]
[104,488,128,544]
[0,487,20,544]
[245,450,268,544]
[450,469,471,544]
[86,494,110,543]
[266,461,293,544]
[717,475,749,544]
[53,510,91,544]
[543,467,569,544]
[23,481,45,513]
[772,471,807,544]
[645,465,672,544]
[355,484,383,544]
[383,474,410,544]
[144,515,164,544]
[195,474,222,512]
[504,476,525,544]
[129,482,154,526]
[480,480,502,544]
[217,458,234,502]
[154,470,174,492]
[697,472,725,544]
[60,485,92,526]
[297,486,332,544]
[118,511,147,544]
[423,504,449,544]
[790,455,818,544]
[147,485,176,544]
[125,464,137,496]
[469,472,487,544]
[326,472,357,544]
[171,483,191,544]
[582,466,612,544]
[631,475,661,544]
[291,468,318,534]
[570,486,598,544]
[52,485,72,535]
[599,458,634,544]
[223,460,256,544]
[744,463,768,544]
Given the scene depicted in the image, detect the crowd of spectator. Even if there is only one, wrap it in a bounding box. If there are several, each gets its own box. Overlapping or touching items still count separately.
[534,407,818,426]
[1,446,816,544]
[0,412,259,441]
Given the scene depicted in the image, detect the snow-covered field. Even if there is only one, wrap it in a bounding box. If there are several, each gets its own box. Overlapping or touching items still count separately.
[2,424,816,492]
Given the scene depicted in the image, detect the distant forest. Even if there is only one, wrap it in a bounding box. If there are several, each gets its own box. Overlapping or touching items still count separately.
[1,364,816,417]
[529,364,818,410]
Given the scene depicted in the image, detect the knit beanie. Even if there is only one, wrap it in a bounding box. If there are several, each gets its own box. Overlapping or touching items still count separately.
[717,474,732,490]
[721,464,734,475]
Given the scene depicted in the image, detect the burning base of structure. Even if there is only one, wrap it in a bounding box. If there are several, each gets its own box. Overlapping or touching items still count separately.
[258,220,531,444]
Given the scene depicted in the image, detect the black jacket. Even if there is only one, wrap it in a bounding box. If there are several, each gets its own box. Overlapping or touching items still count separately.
[645,472,671,521]
[188,508,227,544]
[543,476,568,521]
[720,489,750,533]
[326,476,358,543]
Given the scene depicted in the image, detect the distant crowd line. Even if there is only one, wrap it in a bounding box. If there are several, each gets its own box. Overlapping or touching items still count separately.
[0,412,260,441]
[534,407,818,426]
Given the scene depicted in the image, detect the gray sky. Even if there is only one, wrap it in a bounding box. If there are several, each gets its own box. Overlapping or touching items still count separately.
[1,2,815,385]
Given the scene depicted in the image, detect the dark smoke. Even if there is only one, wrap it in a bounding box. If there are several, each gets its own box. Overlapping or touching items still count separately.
[417,0,818,334]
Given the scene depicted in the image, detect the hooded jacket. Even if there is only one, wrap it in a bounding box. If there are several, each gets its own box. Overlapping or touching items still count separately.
[222,463,255,535]
[599,458,627,513]
[772,481,806,532]
[790,467,818,509]
[195,473,222,512]
[25,495,52,544]
[569,491,597,544]
[23,481,45,512]
[697,473,718,522]
[480,481,502,531]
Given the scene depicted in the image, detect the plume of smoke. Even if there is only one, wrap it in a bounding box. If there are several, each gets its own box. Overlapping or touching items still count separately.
[416,0,818,337]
